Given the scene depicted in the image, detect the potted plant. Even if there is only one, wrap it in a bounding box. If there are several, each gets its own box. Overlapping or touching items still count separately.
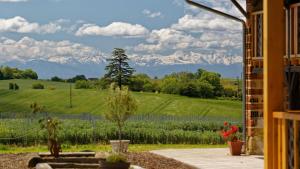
[39,117,62,158]
[105,84,137,153]
[220,122,243,156]
[99,153,130,169]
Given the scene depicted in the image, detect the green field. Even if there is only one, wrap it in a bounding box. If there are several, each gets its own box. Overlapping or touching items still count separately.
[0,79,242,120]
[0,144,226,153]
[0,79,242,146]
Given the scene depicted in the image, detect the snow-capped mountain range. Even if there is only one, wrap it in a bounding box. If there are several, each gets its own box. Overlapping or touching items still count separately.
[0,37,242,78]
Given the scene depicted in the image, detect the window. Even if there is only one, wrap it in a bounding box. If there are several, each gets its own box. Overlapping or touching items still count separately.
[252,12,263,58]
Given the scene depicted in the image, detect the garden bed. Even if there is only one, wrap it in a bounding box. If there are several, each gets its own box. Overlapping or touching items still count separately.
[0,152,196,169]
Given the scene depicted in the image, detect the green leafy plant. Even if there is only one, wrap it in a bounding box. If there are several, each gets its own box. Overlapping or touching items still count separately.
[9,83,19,90]
[39,117,60,140]
[32,83,44,89]
[14,83,19,90]
[220,121,239,142]
[0,119,238,145]
[30,102,44,114]
[8,83,14,90]
[39,117,62,157]
[106,153,127,163]
[75,80,92,89]
[105,84,137,147]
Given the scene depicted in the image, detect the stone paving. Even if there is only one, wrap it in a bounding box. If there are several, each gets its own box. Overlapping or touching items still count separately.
[151,148,264,169]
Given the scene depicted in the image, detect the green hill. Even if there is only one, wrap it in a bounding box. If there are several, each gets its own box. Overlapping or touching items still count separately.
[0,79,242,120]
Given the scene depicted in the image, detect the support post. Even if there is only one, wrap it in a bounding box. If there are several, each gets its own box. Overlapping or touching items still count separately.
[263,0,285,169]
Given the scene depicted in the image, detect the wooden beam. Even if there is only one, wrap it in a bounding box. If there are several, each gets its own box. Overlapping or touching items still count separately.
[273,111,300,121]
[282,119,288,169]
[48,162,99,168]
[294,121,299,169]
[38,152,95,158]
[294,7,298,56]
[254,14,257,58]
[263,0,285,169]
[277,119,282,167]
[39,157,103,164]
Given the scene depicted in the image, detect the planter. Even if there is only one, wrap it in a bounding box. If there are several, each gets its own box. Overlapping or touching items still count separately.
[228,141,244,156]
[99,159,130,169]
[110,140,130,153]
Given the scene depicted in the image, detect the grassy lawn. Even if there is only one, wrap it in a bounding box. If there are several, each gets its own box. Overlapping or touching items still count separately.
[0,79,242,120]
[0,144,226,154]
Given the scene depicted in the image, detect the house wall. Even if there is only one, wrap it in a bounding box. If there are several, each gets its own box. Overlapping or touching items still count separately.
[245,0,264,155]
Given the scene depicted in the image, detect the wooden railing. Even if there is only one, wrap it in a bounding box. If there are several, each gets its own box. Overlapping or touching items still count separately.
[286,3,300,58]
[251,11,263,59]
[273,111,300,169]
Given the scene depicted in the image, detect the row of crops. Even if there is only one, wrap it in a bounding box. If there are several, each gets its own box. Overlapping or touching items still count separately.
[0,119,242,145]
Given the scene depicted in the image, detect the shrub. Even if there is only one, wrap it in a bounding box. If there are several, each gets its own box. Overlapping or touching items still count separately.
[32,83,44,89]
[180,82,199,97]
[98,77,111,89]
[160,77,181,94]
[106,153,127,163]
[21,69,38,80]
[0,144,8,151]
[48,87,56,90]
[1,66,38,80]
[67,75,87,83]
[51,76,64,82]
[105,84,137,143]
[196,80,214,98]
[9,83,19,90]
[75,80,91,89]
[14,83,19,90]
[8,83,14,90]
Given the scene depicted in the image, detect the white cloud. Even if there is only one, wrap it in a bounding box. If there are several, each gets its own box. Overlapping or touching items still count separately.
[172,0,183,6]
[75,22,149,38]
[0,16,62,34]
[0,35,242,66]
[172,14,241,32]
[0,37,106,64]
[142,9,162,18]
[134,28,194,52]
[130,0,244,66]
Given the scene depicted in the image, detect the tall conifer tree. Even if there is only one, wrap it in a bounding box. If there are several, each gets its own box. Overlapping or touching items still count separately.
[105,48,134,88]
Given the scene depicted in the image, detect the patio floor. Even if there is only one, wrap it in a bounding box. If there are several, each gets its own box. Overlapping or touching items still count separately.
[151,148,264,169]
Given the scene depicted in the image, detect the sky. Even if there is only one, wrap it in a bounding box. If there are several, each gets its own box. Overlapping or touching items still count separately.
[0,0,245,68]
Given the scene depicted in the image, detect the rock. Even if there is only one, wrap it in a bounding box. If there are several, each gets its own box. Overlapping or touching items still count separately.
[130,165,145,169]
[36,163,52,169]
[28,157,43,168]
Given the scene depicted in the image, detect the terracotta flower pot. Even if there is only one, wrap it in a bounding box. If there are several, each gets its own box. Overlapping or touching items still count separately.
[228,141,244,156]
[99,159,130,169]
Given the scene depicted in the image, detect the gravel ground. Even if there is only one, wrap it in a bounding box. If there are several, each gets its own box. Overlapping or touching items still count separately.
[0,152,196,169]
[0,153,37,169]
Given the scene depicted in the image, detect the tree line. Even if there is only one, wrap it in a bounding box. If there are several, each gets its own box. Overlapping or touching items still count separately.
[52,48,241,99]
[0,48,241,99]
[0,66,38,80]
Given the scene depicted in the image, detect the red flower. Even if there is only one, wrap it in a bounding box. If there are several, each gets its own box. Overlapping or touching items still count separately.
[220,123,240,142]
[230,125,238,133]
[222,131,230,138]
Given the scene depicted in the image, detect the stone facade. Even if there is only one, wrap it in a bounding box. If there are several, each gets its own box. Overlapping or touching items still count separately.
[245,0,264,155]
[245,0,300,155]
